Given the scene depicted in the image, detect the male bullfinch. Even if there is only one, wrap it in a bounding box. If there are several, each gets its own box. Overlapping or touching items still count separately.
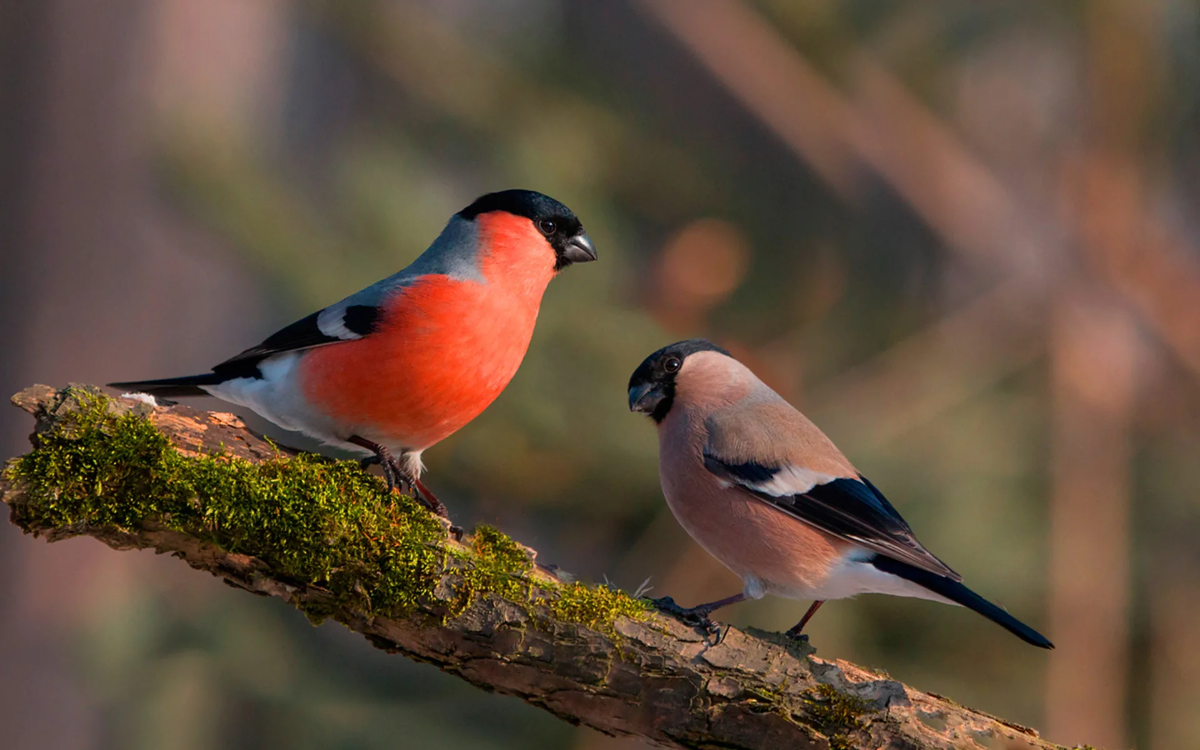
[628,339,1053,649]
[111,189,596,518]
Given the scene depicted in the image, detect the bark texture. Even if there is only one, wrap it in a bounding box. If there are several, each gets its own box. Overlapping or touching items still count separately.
[1,385,1069,750]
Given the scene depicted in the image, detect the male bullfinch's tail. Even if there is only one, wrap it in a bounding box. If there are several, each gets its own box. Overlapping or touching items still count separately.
[871,555,1054,649]
[107,374,222,399]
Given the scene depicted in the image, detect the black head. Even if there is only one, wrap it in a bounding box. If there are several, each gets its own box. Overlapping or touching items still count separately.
[628,339,731,423]
[458,189,597,270]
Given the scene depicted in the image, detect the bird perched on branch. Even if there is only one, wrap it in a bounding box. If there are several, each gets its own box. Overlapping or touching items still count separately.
[628,339,1053,648]
[111,189,596,518]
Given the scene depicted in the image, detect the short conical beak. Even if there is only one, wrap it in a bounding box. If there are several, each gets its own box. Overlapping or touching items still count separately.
[628,382,664,414]
[561,231,597,264]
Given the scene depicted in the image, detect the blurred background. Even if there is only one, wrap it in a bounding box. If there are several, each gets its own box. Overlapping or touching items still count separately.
[2,1,1199,748]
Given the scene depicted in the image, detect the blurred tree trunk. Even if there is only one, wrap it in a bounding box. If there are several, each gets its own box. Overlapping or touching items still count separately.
[0,2,268,749]
[1047,288,1136,750]
[0,3,153,748]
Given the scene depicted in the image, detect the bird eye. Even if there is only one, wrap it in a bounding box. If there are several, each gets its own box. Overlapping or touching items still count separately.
[537,219,557,236]
[663,357,682,373]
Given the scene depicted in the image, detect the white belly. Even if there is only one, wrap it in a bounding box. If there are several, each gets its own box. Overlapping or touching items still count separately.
[202,353,360,452]
[770,553,957,605]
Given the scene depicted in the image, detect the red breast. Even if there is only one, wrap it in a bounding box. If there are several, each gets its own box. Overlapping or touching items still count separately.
[297,212,558,448]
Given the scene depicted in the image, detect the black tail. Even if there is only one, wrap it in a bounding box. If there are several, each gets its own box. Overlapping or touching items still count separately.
[107,374,223,399]
[872,555,1054,649]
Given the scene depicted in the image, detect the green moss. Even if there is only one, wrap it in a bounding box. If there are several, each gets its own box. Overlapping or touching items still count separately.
[545,581,649,636]
[3,387,647,637]
[801,683,870,750]
[6,388,448,619]
[459,524,533,609]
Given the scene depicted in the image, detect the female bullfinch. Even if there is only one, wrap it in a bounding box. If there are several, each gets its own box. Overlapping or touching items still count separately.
[111,189,596,518]
[628,339,1052,648]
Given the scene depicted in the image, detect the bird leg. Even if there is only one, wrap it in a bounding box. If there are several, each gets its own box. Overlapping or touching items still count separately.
[650,592,746,634]
[411,477,453,525]
[348,435,451,520]
[785,600,825,638]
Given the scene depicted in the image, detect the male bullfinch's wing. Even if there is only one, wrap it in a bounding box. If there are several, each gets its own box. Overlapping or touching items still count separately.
[215,216,484,372]
[216,302,384,369]
[702,450,962,581]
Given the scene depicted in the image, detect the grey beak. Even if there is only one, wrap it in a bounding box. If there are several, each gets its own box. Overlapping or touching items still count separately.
[561,232,597,264]
[628,382,664,414]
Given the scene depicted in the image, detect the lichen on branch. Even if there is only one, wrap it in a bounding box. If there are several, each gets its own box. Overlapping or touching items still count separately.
[1,385,1069,750]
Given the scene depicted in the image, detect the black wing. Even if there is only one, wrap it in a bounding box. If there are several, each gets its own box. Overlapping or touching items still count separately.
[110,305,384,393]
[704,453,961,581]
[214,305,382,373]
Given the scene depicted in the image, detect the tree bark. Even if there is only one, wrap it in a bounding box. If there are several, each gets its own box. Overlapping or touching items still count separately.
[1,385,1069,750]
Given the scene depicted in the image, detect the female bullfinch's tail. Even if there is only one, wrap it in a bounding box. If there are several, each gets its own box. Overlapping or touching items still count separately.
[871,555,1054,649]
[107,374,222,399]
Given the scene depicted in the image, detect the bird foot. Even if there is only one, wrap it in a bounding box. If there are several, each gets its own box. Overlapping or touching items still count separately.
[377,459,405,495]
[650,596,721,637]
[358,451,454,522]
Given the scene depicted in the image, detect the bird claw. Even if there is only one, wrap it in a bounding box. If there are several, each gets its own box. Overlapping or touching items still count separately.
[362,454,435,503]
[379,462,404,495]
[352,440,453,523]
[650,596,721,636]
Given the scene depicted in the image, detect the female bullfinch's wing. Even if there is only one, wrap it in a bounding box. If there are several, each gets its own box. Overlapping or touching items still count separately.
[699,398,960,579]
[703,452,960,580]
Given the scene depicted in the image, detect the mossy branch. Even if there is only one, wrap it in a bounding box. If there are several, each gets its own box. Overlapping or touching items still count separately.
[2,385,1072,750]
